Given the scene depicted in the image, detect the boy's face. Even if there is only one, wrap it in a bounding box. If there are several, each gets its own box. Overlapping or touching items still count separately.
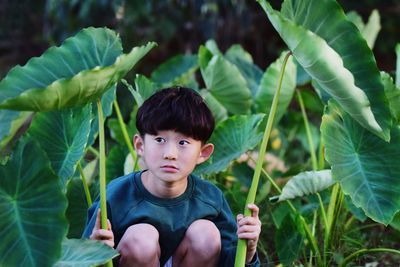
[134,130,214,185]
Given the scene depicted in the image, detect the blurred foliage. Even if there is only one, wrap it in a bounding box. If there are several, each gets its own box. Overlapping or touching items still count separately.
[0,0,398,79]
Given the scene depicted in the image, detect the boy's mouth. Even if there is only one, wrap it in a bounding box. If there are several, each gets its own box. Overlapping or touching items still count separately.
[161,165,179,172]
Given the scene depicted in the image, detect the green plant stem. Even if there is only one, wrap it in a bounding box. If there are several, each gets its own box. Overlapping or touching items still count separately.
[339,248,400,267]
[234,51,292,267]
[77,161,92,207]
[296,89,318,170]
[318,135,325,170]
[113,100,139,170]
[87,146,99,158]
[97,99,113,267]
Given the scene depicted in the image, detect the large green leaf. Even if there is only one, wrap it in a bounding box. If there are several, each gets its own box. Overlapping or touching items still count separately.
[194,114,264,175]
[257,0,391,141]
[321,101,400,225]
[54,239,118,267]
[277,170,334,202]
[255,51,296,125]
[199,46,252,114]
[29,105,92,185]
[0,27,156,111]
[0,136,67,266]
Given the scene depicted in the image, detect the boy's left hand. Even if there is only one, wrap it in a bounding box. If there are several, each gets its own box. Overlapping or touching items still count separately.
[237,203,261,264]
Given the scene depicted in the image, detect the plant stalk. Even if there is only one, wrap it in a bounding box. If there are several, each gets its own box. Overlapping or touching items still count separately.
[234,51,292,266]
[113,100,139,170]
[339,248,400,267]
[77,161,92,207]
[261,167,322,262]
[97,99,113,267]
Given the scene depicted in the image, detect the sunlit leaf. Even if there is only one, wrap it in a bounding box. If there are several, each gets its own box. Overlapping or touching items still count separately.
[321,101,400,225]
[257,0,391,141]
[0,136,67,266]
[0,27,156,111]
[200,90,228,123]
[277,170,334,202]
[54,239,118,267]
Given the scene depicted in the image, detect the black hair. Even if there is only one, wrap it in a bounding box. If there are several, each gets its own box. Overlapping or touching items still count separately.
[136,87,215,142]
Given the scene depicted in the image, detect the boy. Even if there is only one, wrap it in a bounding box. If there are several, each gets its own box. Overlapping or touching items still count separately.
[83,87,261,266]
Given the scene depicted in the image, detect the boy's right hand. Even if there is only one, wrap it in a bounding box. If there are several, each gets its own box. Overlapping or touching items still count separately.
[89,209,115,248]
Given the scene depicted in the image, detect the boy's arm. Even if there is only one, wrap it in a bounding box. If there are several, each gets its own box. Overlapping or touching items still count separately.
[236,204,262,264]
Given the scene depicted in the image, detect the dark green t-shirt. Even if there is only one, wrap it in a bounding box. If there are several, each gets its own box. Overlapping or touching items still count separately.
[83,171,260,266]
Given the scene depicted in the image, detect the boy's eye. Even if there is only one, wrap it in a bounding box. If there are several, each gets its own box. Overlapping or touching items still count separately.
[179,140,190,145]
[155,137,166,143]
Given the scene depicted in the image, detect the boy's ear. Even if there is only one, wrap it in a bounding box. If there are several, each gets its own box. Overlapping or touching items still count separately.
[133,134,144,156]
[197,143,214,164]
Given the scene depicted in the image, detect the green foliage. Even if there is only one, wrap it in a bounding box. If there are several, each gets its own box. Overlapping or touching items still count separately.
[0,136,68,266]
[258,0,392,141]
[29,105,92,185]
[195,114,264,175]
[321,101,400,225]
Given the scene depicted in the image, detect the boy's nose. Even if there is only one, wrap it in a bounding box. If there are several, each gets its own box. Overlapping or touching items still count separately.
[163,144,177,160]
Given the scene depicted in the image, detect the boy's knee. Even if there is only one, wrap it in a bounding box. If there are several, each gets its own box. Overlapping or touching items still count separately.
[117,223,160,263]
[185,219,221,256]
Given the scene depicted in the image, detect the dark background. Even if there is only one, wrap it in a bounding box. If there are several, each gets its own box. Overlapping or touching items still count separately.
[0,0,399,79]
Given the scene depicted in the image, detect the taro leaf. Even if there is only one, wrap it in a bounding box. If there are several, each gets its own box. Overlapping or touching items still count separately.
[255,51,296,125]
[194,114,264,175]
[66,178,93,238]
[199,46,252,114]
[150,54,198,86]
[54,239,118,267]
[321,101,400,225]
[275,214,304,266]
[0,27,156,111]
[257,0,391,141]
[0,136,67,267]
[225,44,263,97]
[277,170,334,202]
[29,104,92,185]
[381,72,400,123]
[129,75,160,106]
[200,90,228,123]
[0,110,32,149]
